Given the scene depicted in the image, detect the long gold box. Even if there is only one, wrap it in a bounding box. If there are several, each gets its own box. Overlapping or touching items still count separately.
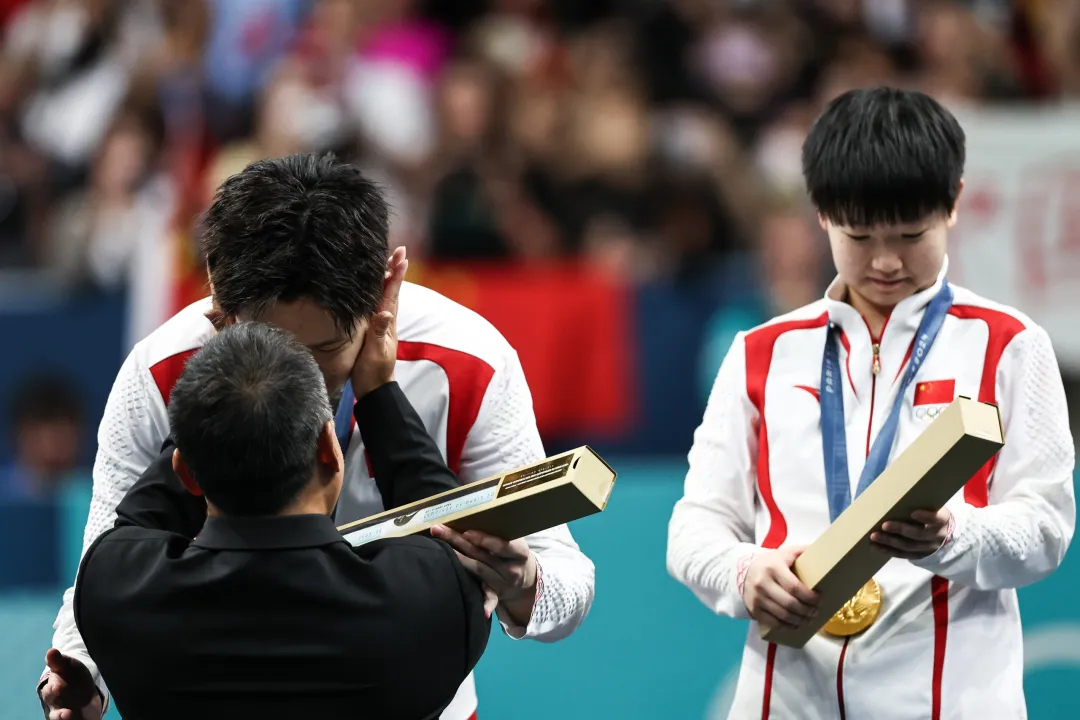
[337,446,616,546]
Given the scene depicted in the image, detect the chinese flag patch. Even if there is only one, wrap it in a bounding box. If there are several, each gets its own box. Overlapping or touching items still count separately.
[914,380,955,406]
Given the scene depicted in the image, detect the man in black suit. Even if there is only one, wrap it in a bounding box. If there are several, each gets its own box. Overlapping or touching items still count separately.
[68,314,491,720]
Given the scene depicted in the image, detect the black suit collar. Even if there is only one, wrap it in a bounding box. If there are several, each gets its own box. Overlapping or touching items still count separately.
[192,514,346,551]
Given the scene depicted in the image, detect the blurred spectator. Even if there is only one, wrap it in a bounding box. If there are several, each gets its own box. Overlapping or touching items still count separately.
[813,33,900,107]
[43,101,173,346]
[694,4,810,138]
[756,198,829,315]
[1024,0,1080,97]
[204,62,316,191]
[913,0,1022,103]
[44,104,168,288]
[344,0,451,168]
[148,0,210,147]
[7,0,158,177]
[201,0,308,143]
[0,54,49,268]
[754,104,816,199]
[0,373,86,500]
[273,0,363,152]
[426,58,512,259]
[514,21,653,262]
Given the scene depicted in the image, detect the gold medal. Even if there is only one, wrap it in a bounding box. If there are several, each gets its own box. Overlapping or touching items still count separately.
[822,578,883,637]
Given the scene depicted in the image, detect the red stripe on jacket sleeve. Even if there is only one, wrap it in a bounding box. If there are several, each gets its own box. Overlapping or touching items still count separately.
[397,341,496,474]
[744,312,829,550]
[149,349,200,407]
[947,306,1025,508]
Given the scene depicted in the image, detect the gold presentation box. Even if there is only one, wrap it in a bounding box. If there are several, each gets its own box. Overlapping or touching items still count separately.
[337,446,616,547]
[762,397,1004,648]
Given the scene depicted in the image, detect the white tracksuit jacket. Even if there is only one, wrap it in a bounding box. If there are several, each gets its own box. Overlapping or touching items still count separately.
[668,260,1075,720]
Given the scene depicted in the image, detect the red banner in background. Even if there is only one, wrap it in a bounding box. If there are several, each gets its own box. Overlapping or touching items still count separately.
[413,262,636,440]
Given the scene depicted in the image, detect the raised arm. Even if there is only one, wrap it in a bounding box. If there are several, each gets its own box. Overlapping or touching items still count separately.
[350,248,459,509]
[356,382,460,509]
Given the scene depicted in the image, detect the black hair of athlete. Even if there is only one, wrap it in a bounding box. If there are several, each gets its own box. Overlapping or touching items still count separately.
[802,87,966,228]
[202,153,389,337]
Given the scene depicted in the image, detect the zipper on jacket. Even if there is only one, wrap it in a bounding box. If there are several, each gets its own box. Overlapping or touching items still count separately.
[839,313,890,719]
[862,315,889,456]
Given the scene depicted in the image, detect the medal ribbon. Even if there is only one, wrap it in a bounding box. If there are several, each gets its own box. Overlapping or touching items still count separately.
[820,282,953,522]
[334,380,356,452]
[330,380,356,522]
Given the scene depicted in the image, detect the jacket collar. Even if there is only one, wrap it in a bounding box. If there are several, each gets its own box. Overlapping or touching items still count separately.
[824,255,949,343]
[191,514,346,551]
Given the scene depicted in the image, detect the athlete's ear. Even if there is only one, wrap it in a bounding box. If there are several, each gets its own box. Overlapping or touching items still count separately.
[818,212,829,231]
[173,448,202,497]
[947,179,965,229]
[204,306,231,331]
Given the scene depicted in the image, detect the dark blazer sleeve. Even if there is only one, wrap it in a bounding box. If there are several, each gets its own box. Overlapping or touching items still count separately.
[440,541,491,677]
[113,437,208,536]
[72,528,114,636]
[354,382,461,509]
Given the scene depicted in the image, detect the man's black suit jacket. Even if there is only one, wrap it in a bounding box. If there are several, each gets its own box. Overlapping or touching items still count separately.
[73,383,489,720]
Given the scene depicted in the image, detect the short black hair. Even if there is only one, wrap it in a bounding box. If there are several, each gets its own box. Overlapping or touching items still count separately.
[202,153,389,337]
[168,322,333,517]
[802,87,965,227]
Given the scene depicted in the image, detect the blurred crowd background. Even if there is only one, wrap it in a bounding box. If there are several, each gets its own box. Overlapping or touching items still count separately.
[2,0,1080,718]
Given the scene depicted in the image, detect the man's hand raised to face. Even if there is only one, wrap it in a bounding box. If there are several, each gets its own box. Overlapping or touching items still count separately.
[351,247,408,398]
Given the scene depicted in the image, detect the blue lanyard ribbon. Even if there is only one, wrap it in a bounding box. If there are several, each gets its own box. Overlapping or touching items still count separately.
[820,282,953,522]
[330,380,355,522]
[334,380,356,453]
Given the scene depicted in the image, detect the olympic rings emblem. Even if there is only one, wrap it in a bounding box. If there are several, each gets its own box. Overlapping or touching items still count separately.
[915,405,946,420]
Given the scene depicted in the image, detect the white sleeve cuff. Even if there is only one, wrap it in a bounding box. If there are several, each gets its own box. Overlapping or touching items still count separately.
[912,503,970,571]
[496,557,545,640]
[731,546,764,620]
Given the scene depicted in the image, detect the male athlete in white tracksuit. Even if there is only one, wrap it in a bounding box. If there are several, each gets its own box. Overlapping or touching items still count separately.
[668,88,1075,719]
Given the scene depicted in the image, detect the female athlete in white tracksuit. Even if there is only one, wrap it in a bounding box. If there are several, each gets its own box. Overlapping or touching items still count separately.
[667,87,1075,720]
